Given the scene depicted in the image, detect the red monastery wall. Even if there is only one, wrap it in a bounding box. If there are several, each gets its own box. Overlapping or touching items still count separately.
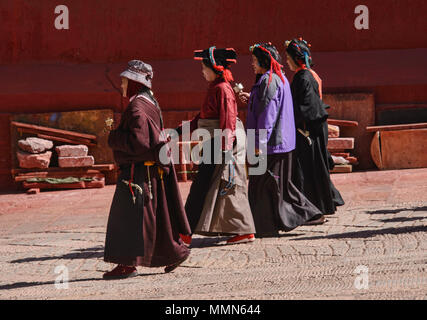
[0,0,426,190]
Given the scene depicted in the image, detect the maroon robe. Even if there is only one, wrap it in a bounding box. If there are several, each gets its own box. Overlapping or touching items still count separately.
[104,94,190,267]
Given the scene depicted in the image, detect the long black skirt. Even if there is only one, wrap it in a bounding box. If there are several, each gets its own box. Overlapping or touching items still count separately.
[248,151,322,235]
[293,122,345,215]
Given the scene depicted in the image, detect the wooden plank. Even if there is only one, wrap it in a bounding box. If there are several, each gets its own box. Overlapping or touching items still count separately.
[11,164,115,175]
[36,133,96,146]
[366,122,427,132]
[346,156,359,164]
[11,121,97,141]
[15,127,96,145]
[330,165,352,173]
[328,124,340,138]
[379,129,427,169]
[26,188,40,195]
[327,119,359,127]
[327,138,354,150]
[331,152,350,158]
[370,131,383,169]
[15,171,102,182]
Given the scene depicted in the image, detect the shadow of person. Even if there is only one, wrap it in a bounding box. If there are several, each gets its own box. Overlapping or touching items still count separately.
[290,225,426,241]
[366,206,427,215]
[10,246,104,264]
[0,271,162,290]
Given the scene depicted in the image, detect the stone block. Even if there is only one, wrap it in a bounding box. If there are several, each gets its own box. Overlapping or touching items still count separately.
[17,150,52,169]
[18,137,53,154]
[58,156,94,168]
[56,145,88,157]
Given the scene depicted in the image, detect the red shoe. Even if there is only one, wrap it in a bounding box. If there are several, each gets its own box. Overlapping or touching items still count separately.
[227,234,255,245]
[179,234,192,247]
[103,264,137,280]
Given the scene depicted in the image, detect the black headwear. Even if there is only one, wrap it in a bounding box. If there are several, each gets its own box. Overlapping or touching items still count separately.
[249,42,284,85]
[285,38,313,68]
[194,47,237,82]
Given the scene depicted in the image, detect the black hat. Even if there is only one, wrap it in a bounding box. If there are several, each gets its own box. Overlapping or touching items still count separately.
[194,47,237,66]
[194,46,237,81]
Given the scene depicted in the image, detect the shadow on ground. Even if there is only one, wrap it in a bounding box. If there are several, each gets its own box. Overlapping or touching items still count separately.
[376,216,427,223]
[290,225,426,241]
[9,246,104,264]
[0,272,160,291]
[366,206,427,215]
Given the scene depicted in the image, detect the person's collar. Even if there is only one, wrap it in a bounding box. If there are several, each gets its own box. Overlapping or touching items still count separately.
[255,71,271,85]
[209,76,225,87]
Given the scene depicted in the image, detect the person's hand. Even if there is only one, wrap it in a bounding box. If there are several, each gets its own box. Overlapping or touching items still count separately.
[238,92,250,104]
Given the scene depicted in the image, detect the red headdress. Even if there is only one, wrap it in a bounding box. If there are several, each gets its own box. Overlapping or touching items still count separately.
[250,42,285,86]
[194,46,237,82]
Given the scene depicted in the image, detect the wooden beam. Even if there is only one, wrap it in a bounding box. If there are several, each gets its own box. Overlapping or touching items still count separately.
[14,170,102,182]
[36,133,96,146]
[366,122,427,132]
[11,121,97,141]
[327,119,359,127]
[328,138,355,150]
[11,164,115,176]
[330,165,352,173]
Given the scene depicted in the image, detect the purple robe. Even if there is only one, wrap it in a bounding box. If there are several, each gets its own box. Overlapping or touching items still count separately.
[246,71,296,154]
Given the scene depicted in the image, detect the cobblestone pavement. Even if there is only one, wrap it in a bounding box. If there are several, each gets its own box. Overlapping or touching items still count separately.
[0,168,426,300]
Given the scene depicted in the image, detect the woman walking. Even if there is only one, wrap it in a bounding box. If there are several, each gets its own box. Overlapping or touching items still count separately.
[103,60,191,279]
[285,38,344,216]
[239,42,323,236]
[178,47,256,245]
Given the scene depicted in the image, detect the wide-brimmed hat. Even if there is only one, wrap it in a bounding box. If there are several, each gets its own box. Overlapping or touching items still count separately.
[120,60,153,89]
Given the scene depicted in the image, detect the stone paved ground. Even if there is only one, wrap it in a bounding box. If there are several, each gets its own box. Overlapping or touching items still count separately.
[0,168,426,300]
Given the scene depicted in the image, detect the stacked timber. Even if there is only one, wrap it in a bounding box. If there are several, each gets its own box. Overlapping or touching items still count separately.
[11,121,115,193]
[327,119,359,173]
